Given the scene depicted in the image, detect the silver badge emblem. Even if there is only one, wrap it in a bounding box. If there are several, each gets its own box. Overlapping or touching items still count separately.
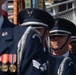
[2,32,8,36]
[26,9,33,16]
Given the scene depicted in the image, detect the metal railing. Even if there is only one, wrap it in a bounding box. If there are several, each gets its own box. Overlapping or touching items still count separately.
[8,0,76,25]
[46,0,76,24]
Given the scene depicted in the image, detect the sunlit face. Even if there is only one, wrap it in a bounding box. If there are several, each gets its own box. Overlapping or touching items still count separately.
[49,34,70,50]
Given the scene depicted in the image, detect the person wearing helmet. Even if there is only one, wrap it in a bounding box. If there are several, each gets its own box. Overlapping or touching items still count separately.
[18,8,55,55]
[5,8,54,75]
[18,8,56,75]
[49,18,76,72]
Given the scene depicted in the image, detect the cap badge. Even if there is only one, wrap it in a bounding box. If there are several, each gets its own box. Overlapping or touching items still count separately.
[55,20,58,26]
[26,9,33,16]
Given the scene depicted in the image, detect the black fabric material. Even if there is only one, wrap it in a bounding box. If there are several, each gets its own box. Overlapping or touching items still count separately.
[47,55,56,75]
[18,8,54,30]
[50,18,76,36]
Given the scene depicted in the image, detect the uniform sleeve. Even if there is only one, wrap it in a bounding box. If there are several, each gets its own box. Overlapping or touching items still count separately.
[19,30,48,75]
[57,57,76,75]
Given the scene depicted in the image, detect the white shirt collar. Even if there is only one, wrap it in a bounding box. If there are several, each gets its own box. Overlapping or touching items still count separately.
[0,16,4,29]
[62,50,69,57]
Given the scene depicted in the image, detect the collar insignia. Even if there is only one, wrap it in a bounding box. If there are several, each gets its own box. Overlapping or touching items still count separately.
[2,32,8,36]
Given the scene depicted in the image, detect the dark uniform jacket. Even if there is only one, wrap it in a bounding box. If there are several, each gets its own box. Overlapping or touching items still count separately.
[69,52,76,71]
[47,51,76,75]
[0,28,15,75]
[47,55,76,75]
[0,26,48,75]
[0,16,16,75]
[1,16,15,28]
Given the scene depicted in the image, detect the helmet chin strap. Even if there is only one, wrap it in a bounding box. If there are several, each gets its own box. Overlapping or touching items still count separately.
[52,35,69,51]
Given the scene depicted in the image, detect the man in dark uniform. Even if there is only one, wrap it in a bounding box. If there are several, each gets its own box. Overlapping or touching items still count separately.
[49,18,76,73]
[18,8,76,75]
[0,8,54,75]
[17,8,55,75]
[18,8,55,75]
[0,0,16,48]
[0,0,16,75]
